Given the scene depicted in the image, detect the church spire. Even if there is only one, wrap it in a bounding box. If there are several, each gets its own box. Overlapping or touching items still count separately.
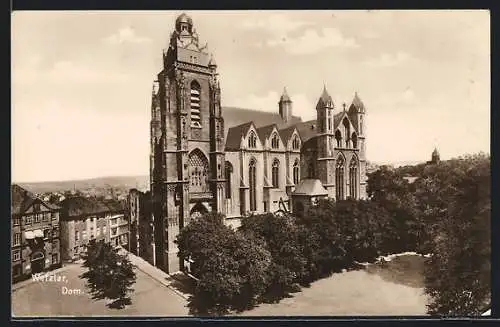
[279,87,293,123]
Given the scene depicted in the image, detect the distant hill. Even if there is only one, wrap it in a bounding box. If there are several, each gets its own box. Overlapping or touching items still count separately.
[17,175,149,194]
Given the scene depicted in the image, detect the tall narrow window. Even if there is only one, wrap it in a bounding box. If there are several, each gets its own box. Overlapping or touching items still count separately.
[293,160,300,185]
[189,149,209,193]
[349,157,358,199]
[335,130,342,148]
[336,156,345,200]
[225,161,233,199]
[343,118,350,148]
[249,159,257,211]
[248,131,257,148]
[190,81,201,128]
[360,116,363,135]
[271,133,279,149]
[351,132,358,149]
[272,159,280,188]
[292,135,300,150]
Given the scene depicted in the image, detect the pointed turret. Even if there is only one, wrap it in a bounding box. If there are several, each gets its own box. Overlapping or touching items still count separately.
[279,87,293,123]
[349,91,365,113]
[431,147,440,164]
[316,85,334,110]
[280,87,291,103]
[208,54,217,69]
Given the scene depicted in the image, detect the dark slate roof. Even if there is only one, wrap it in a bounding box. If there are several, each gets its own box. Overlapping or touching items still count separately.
[222,106,302,137]
[293,179,328,196]
[256,124,278,142]
[59,196,121,219]
[278,125,298,144]
[225,121,254,151]
[295,119,317,143]
[11,184,60,214]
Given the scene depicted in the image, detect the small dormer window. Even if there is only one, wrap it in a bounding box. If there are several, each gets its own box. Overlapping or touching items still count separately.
[271,133,279,149]
[248,131,257,148]
[292,135,300,150]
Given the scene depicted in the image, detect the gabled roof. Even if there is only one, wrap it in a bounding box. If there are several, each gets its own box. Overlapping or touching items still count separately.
[222,106,302,137]
[59,196,123,219]
[225,121,254,151]
[278,125,299,144]
[11,184,60,214]
[293,179,328,196]
[256,124,279,142]
[295,119,318,143]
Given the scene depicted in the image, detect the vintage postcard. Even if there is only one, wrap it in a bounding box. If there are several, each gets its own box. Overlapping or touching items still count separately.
[11,10,491,318]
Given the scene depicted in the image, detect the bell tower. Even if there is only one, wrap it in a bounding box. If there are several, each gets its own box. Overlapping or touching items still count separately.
[150,13,226,274]
[315,86,336,198]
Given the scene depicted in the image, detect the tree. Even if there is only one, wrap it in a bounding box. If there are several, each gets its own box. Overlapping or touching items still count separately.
[367,167,421,253]
[176,213,272,315]
[424,154,490,316]
[239,213,308,299]
[79,239,137,309]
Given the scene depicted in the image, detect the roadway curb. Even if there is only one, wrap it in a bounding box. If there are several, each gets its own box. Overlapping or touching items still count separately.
[120,251,190,301]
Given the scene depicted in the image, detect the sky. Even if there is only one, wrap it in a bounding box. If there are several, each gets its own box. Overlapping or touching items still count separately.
[12,10,490,183]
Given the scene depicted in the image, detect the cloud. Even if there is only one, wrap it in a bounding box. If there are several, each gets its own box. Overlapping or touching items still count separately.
[240,13,311,36]
[266,27,359,55]
[12,101,150,182]
[363,51,414,67]
[103,27,151,45]
[362,31,379,39]
[224,90,316,120]
[48,61,130,84]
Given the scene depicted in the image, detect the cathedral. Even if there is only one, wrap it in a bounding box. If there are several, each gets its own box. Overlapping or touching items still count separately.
[148,13,368,273]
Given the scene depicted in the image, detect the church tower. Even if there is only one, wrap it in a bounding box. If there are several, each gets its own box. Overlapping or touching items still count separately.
[348,92,367,199]
[150,13,225,273]
[315,86,336,198]
[278,87,293,123]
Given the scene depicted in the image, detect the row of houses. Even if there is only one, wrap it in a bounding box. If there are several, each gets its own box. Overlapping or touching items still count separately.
[11,184,129,283]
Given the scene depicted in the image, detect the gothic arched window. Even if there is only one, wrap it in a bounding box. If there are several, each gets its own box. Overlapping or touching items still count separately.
[188,149,209,193]
[190,81,201,128]
[272,159,280,188]
[360,116,364,135]
[248,131,257,149]
[271,133,279,149]
[336,155,345,200]
[292,135,300,150]
[225,161,233,199]
[343,118,350,148]
[249,159,257,211]
[351,132,358,149]
[335,130,342,148]
[293,159,300,185]
[349,157,358,200]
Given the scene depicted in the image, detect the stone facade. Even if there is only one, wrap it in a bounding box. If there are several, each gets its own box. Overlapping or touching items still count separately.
[11,185,62,283]
[59,197,128,262]
[149,13,368,274]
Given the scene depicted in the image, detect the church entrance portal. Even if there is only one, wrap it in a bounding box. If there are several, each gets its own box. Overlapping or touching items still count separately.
[190,202,208,220]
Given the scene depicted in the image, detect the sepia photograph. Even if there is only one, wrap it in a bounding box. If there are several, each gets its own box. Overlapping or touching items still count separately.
[11,10,490,318]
